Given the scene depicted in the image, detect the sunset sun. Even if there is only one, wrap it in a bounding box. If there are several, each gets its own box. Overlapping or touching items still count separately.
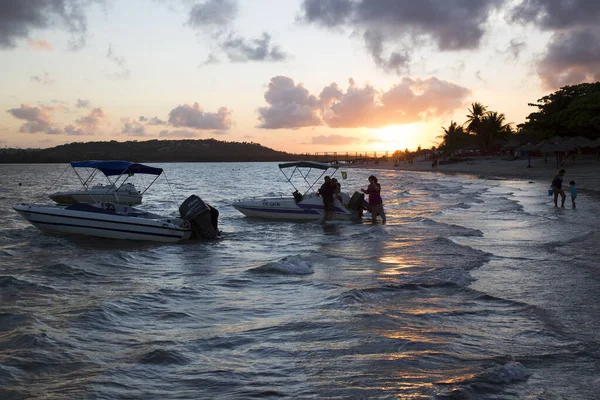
[371,124,422,153]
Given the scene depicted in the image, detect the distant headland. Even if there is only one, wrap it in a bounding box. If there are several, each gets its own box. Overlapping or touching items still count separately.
[0,139,300,163]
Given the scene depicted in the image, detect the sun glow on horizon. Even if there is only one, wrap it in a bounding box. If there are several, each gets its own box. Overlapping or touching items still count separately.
[370,124,424,153]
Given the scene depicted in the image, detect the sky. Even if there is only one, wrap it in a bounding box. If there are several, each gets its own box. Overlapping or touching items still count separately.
[1,0,600,154]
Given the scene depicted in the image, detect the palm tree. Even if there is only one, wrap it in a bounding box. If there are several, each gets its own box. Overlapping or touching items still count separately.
[438,121,469,154]
[465,102,487,134]
[480,111,512,149]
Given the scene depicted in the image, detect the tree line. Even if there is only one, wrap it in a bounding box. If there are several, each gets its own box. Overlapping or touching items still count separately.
[0,139,299,163]
[436,82,600,155]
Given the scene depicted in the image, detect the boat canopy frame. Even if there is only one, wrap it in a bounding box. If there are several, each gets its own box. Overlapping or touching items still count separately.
[68,161,163,197]
[278,161,340,195]
[41,160,168,203]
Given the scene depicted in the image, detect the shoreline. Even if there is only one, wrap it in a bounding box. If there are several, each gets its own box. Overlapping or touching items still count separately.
[345,155,600,199]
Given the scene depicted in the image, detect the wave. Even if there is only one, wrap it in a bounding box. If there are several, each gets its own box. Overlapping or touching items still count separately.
[434,361,530,399]
[409,218,484,237]
[451,202,472,209]
[249,255,315,275]
[492,196,524,212]
[0,275,56,294]
[36,263,101,279]
[0,312,37,332]
[336,270,475,304]
[138,347,190,365]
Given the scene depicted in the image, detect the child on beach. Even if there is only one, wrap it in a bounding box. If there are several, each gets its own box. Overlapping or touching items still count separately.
[570,180,577,209]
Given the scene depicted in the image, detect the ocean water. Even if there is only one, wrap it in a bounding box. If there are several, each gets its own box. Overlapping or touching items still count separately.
[1,162,599,400]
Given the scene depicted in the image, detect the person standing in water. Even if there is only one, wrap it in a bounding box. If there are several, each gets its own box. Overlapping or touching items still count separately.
[569,180,577,209]
[361,175,386,224]
[317,176,335,221]
[551,169,566,208]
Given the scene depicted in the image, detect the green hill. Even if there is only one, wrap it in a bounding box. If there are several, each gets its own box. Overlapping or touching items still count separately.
[0,139,298,163]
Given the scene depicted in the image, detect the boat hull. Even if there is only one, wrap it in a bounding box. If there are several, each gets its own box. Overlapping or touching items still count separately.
[14,203,192,243]
[232,194,357,220]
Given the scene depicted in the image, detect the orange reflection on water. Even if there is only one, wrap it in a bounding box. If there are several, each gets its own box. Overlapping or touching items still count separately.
[381,327,444,346]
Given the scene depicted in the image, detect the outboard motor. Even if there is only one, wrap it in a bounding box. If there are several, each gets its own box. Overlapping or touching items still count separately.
[347,191,368,218]
[179,195,220,239]
[347,191,365,211]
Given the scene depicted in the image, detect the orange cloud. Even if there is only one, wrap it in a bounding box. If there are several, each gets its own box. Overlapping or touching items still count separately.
[28,39,53,51]
[258,76,471,129]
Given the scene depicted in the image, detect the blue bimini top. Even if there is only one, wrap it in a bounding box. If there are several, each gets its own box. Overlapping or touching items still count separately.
[70,160,163,176]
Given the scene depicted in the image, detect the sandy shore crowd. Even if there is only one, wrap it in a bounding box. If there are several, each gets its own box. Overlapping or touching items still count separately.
[347,154,600,198]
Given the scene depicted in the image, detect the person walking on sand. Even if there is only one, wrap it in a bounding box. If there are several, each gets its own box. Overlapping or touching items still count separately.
[361,175,386,224]
[569,180,577,209]
[551,169,566,208]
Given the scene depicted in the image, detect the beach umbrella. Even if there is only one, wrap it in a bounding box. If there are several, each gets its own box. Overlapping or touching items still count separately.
[562,136,591,163]
[502,139,520,150]
[583,138,600,148]
[518,143,538,168]
[546,135,566,144]
[538,142,566,168]
[565,136,591,150]
[583,138,600,162]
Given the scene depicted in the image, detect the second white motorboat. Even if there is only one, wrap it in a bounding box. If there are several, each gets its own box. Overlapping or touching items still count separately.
[232,161,366,220]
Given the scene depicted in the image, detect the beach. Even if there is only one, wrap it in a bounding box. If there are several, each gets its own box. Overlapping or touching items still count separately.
[350,154,600,198]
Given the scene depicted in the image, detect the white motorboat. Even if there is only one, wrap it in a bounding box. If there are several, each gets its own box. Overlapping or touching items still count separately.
[14,161,220,243]
[48,161,145,205]
[232,161,366,220]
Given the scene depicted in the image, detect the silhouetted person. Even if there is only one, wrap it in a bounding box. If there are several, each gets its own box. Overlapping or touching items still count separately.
[551,169,566,208]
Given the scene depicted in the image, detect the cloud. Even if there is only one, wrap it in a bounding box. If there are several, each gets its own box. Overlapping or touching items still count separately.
[311,134,363,145]
[6,104,57,133]
[299,0,503,72]
[28,38,53,51]
[106,45,131,79]
[120,118,147,136]
[363,30,411,74]
[7,103,110,136]
[508,1,600,88]
[258,76,322,129]
[506,38,526,60]
[509,0,600,30]
[65,107,109,135]
[30,71,55,85]
[159,129,201,138]
[75,98,91,108]
[0,0,103,50]
[202,52,220,65]
[187,0,238,35]
[186,0,287,63]
[139,116,166,125]
[220,32,287,62]
[168,103,232,130]
[258,76,471,129]
[537,27,600,89]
